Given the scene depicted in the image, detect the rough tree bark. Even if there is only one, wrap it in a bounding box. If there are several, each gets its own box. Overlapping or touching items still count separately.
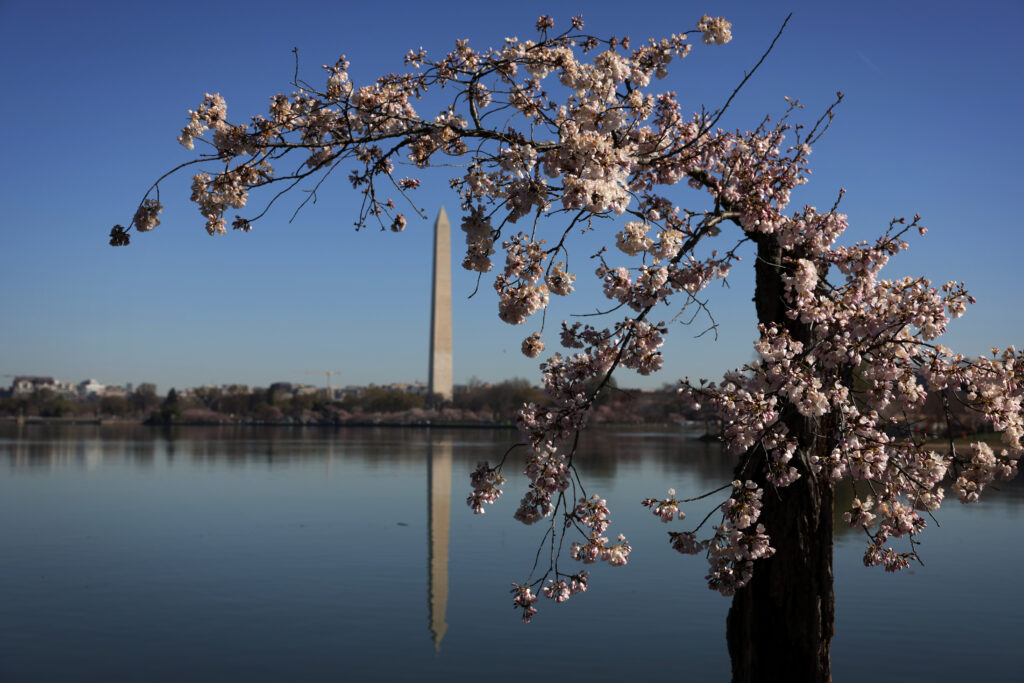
[725,235,836,683]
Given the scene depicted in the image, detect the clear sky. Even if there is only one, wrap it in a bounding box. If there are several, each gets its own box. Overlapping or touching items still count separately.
[1,0,1021,394]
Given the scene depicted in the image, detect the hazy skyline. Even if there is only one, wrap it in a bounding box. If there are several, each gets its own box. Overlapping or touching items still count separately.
[2,0,1021,392]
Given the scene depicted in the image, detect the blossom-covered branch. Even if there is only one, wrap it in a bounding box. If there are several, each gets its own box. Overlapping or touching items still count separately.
[113,12,1022,626]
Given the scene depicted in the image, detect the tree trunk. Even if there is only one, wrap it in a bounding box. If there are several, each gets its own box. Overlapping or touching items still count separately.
[726,454,835,682]
[725,236,836,682]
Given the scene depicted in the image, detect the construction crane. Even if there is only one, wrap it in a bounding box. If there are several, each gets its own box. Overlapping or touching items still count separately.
[298,370,343,397]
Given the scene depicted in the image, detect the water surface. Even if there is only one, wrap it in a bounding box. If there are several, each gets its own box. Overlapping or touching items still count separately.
[1,425,1020,681]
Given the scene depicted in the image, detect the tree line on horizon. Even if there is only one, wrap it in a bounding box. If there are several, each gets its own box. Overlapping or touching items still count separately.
[0,377,994,437]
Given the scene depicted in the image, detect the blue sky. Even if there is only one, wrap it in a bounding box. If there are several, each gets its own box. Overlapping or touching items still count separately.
[1,0,1021,394]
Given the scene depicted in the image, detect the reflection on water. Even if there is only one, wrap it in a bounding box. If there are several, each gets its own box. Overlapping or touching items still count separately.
[428,439,451,651]
[1,424,1021,682]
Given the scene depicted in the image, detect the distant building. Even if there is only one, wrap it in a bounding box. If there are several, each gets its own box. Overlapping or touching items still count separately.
[54,380,77,397]
[77,379,106,398]
[10,376,56,396]
[268,382,296,400]
[330,385,363,400]
[385,381,429,395]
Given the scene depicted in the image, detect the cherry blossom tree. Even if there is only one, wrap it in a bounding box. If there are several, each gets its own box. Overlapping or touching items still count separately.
[112,14,1022,682]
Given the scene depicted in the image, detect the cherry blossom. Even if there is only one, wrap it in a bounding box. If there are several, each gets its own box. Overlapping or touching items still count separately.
[115,12,1022,638]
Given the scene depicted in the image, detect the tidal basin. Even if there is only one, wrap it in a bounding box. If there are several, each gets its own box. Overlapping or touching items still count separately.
[1,424,1020,681]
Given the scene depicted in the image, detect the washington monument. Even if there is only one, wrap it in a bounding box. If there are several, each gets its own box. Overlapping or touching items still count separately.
[429,207,453,402]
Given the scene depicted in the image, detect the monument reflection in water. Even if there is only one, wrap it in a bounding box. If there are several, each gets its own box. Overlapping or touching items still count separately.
[427,438,451,651]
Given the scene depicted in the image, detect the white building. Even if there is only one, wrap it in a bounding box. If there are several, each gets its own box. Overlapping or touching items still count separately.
[77,379,106,398]
[11,376,56,396]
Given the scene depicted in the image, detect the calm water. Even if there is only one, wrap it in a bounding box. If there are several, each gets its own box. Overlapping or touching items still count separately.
[1,424,1021,682]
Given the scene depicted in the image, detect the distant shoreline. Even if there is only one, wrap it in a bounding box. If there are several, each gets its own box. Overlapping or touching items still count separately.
[1,415,698,431]
[2,417,1001,448]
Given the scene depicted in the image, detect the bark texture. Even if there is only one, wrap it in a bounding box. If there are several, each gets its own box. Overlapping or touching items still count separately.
[725,236,836,683]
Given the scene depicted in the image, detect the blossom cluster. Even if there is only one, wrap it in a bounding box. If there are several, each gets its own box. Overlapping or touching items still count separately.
[571,531,632,567]
[494,233,551,325]
[459,206,496,272]
[467,461,506,514]
[541,572,588,603]
[512,443,571,525]
[703,482,774,595]
[510,584,538,622]
[641,488,685,523]
[679,221,1022,580]
[133,200,162,232]
[648,480,774,595]
[696,15,733,45]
